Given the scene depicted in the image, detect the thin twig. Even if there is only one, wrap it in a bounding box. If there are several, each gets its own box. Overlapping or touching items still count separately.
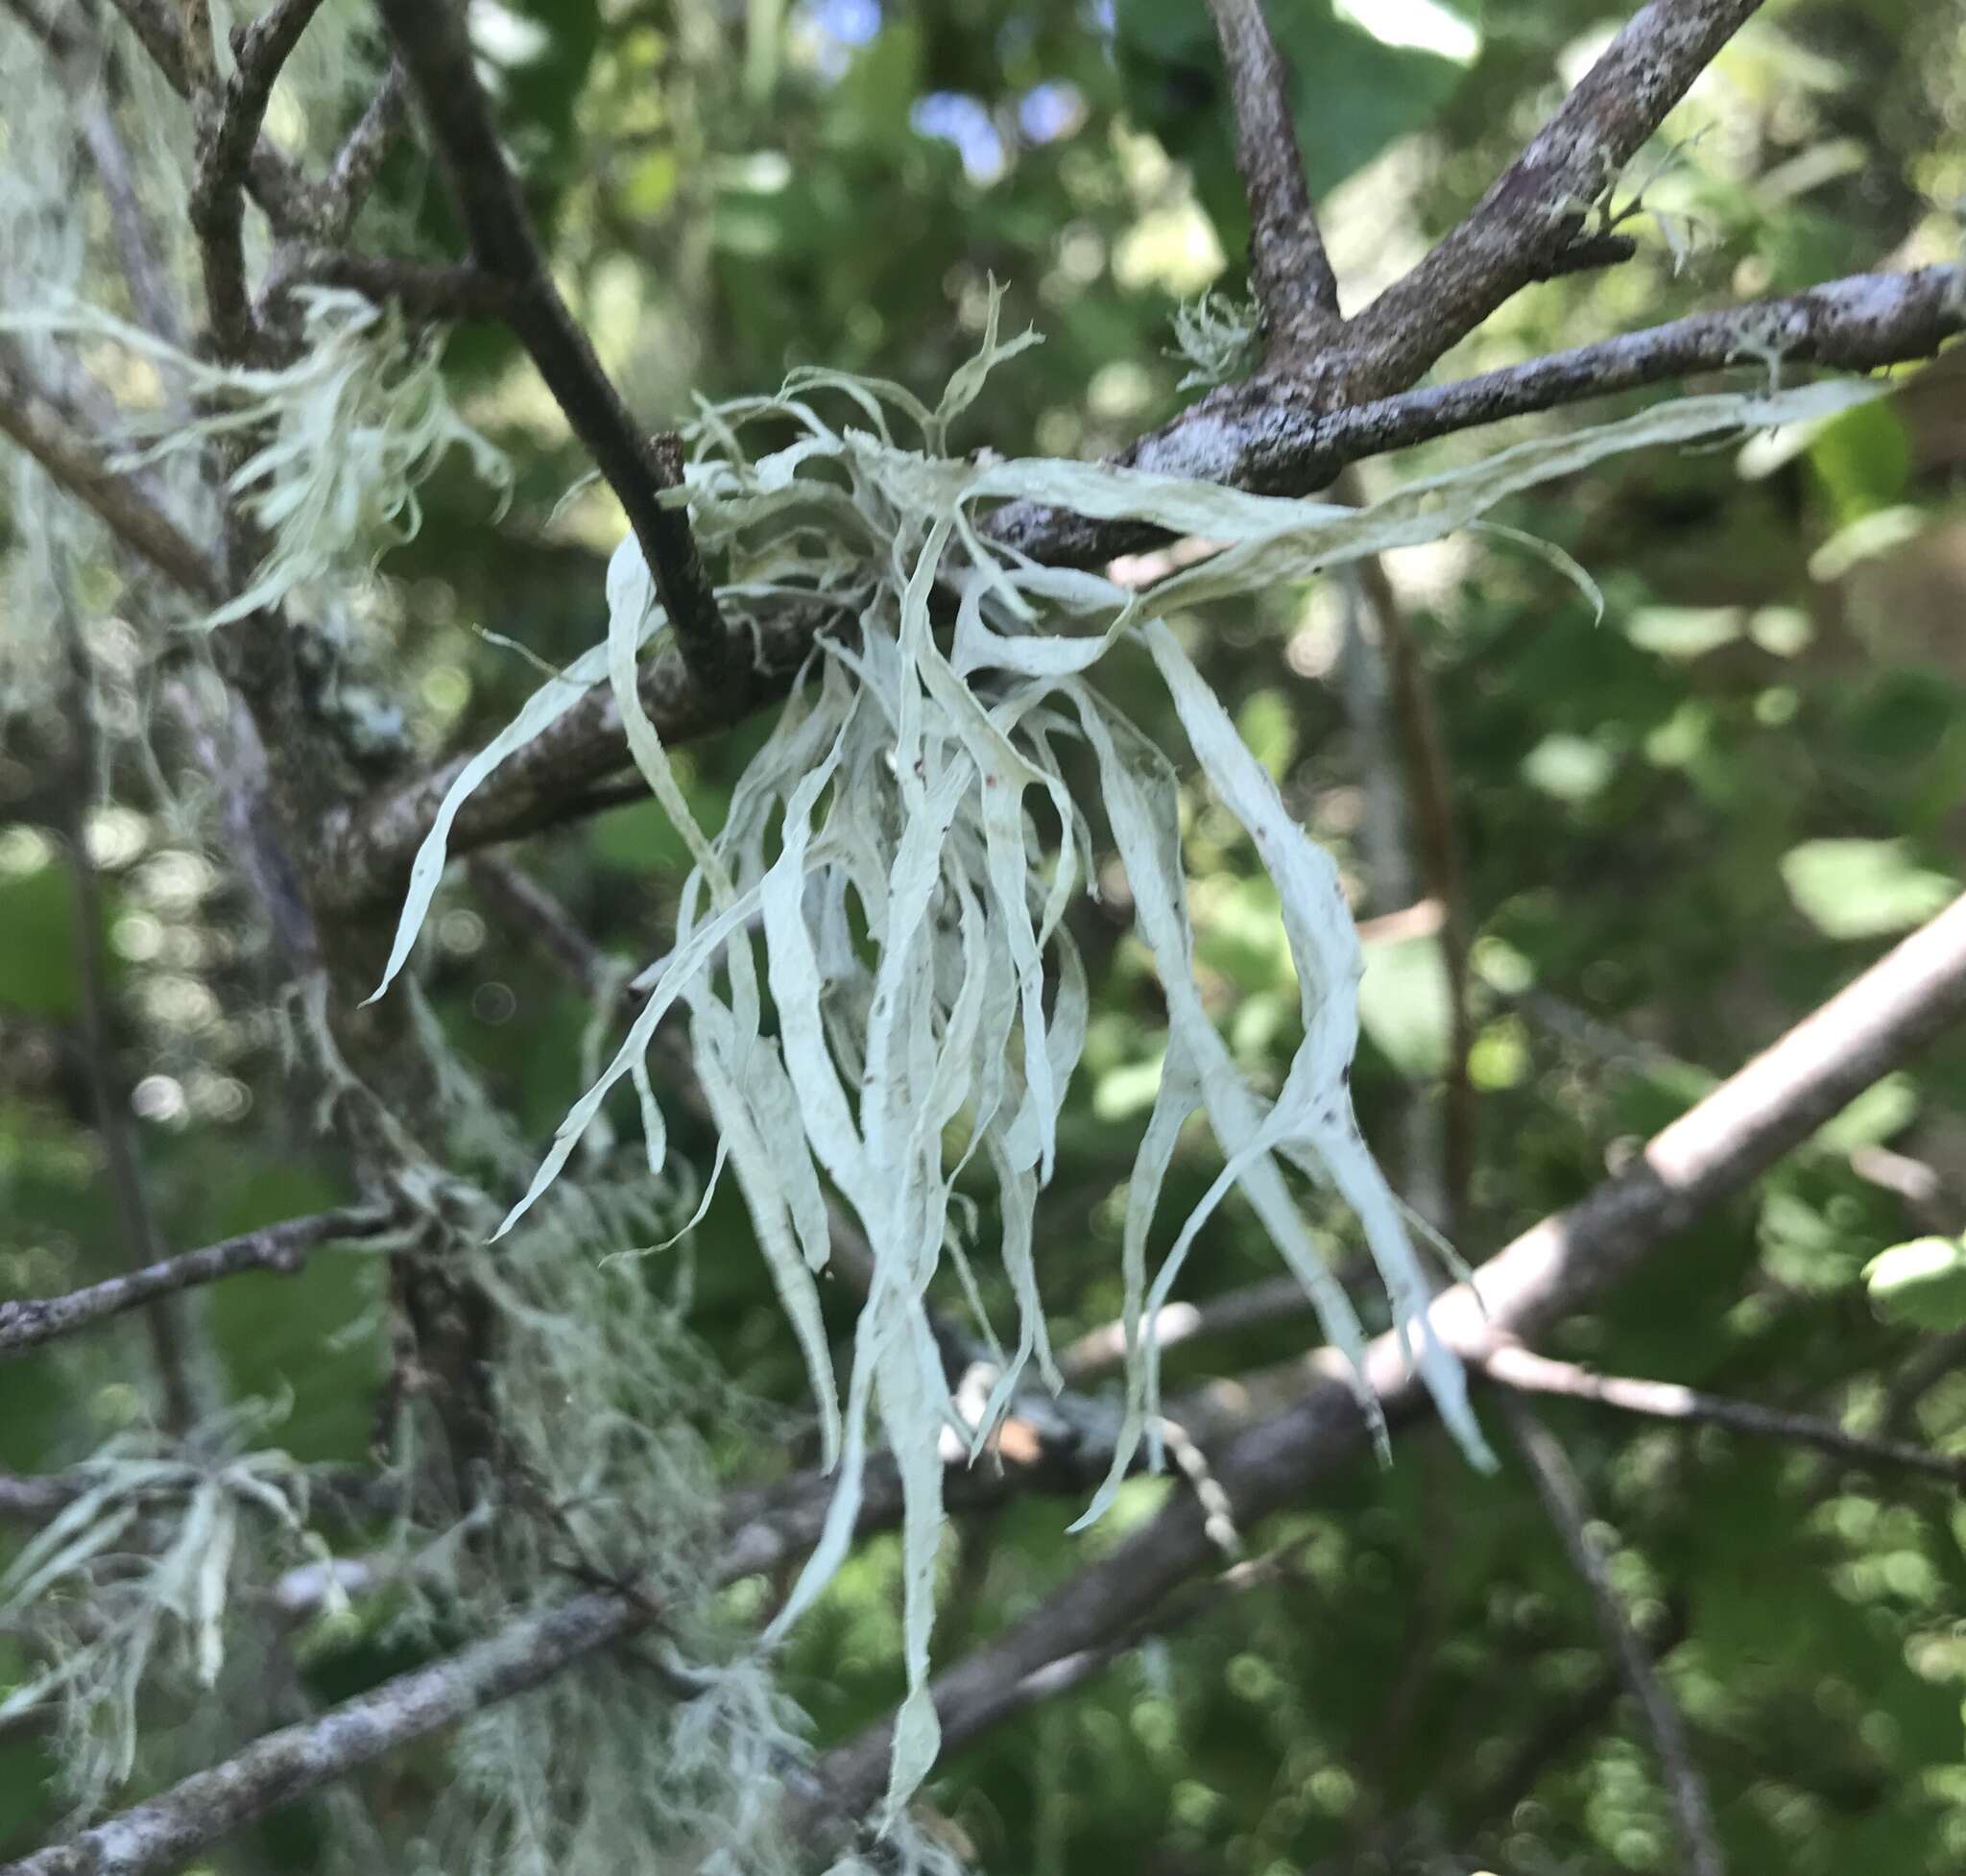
[0,349,221,601]
[0,1591,649,1876]
[1495,1395,1725,1876]
[801,893,1966,1822]
[319,264,1965,894]
[98,0,314,228]
[309,59,406,238]
[0,1210,391,1360]
[188,0,327,358]
[1341,0,1765,399]
[1481,1342,1966,1487]
[373,0,732,695]
[265,248,513,324]
[1203,0,1340,355]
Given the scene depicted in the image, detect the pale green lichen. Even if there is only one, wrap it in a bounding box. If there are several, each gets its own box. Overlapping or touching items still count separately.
[364,298,1882,1826]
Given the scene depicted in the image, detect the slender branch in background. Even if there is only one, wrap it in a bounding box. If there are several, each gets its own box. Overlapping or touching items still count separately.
[309,58,405,238]
[1347,509,1477,1230]
[0,1210,392,1360]
[802,893,1966,1825]
[0,349,221,602]
[0,1592,650,1876]
[1495,1395,1725,1876]
[1340,0,1766,399]
[53,592,201,1434]
[372,0,733,697]
[989,264,1966,566]
[1481,1341,1966,1486]
[264,248,514,324]
[187,0,326,359]
[1203,0,1341,354]
[75,58,185,346]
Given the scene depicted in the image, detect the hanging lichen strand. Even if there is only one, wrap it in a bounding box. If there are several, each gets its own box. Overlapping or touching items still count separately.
[372,292,1876,1819]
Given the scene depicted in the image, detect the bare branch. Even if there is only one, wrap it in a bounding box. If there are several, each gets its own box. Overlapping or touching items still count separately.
[1341,0,1766,398]
[1495,1395,1724,1876]
[319,265,1961,890]
[373,0,732,696]
[310,59,406,238]
[0,1210,390,1361]
[1203,0,1339,354]
[262,248,515,324]
[803,892,1966,1822]
[187,0,327,359]
[1481,1342,1966,1488]
[100,0,314,228]
[988,264,1965,566]
[0,349,221,601]
[1057,1275,1309,1384]
[0,1591,648,1876]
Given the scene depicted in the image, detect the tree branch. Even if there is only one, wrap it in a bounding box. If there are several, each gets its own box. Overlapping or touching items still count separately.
[802,891,1966,1824]
[187,0,327,359]
[987,263,1965,566]
[372,0,732,696]
[322,265,1962,898]
[1480,1342,1966,1487]
[100,0,314,229]
[0,1591,648,1876]
[1494,1395,1724,1876]
[0,349,221,602]
[0,1210,391,1360]
[1204,0,1340,355]
[53,591,200,1431]
[1339,0,1765,399]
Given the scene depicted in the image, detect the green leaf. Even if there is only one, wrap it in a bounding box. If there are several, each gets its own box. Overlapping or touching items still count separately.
[1357,933,1451,1079]
[1863,1237,1966,1331]
[1780,839,1958,941]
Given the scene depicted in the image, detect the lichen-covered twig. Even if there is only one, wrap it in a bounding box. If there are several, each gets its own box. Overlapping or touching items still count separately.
[0,1210,392,1360]
[373,0,733,697]
[0,348,221,601]
[1203,0,1340,356]
[187,0,328,359]
[0,1591,649,1876]
[1339,0,1766,399]
[322,263,1965,894]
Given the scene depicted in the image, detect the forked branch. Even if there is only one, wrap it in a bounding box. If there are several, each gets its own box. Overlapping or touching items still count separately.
[1204,0,1340,355]
[372,0,733,696]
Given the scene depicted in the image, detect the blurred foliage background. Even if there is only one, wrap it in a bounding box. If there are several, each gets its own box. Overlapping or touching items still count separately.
[3,0,1966,1870]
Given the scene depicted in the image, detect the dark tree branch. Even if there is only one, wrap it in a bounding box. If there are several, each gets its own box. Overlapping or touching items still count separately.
[1481,1342,1966,1488]
[0,1592,649,1876]
[309,58,405,238]
[987,264,1966,565]
[262,248,515,324]
[1204,0,1340,354]
[1338,0,1766,399]
[318,265,1963,902]
[101,0,314,228]
[1494,1396,1724,1876]
[0,349,222,601]
[802,892,1966,1825]
[0,1210,390,1360]
[187,0,327,359]
[372,0,732,696]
